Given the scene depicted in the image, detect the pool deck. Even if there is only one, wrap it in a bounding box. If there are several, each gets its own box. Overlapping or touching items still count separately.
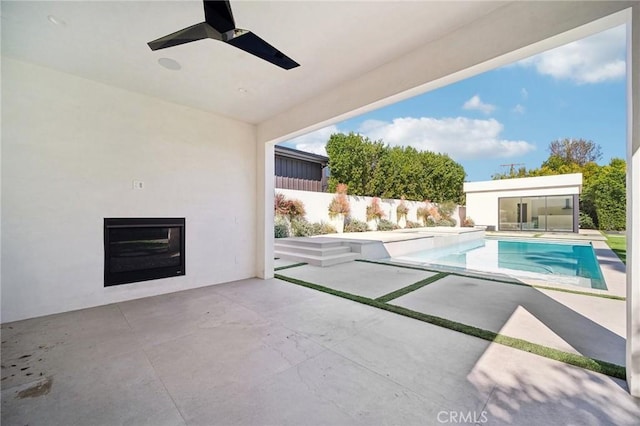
[314,228,626,297]
[276,259,627,365]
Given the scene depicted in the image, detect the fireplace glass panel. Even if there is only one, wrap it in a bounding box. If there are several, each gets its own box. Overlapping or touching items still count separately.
[104,218,185,286]
[108,227,182,273]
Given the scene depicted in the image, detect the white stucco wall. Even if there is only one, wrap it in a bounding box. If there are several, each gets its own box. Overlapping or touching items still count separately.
[276,188,462,227]
[464,174,582,230]
[1,58,257,322]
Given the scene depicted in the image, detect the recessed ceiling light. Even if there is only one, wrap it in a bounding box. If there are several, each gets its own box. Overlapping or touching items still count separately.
[47,15,66,27]
[237,87,248,95]
[158,58,181,71]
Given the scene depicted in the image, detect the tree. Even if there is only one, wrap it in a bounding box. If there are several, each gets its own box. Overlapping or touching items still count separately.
[491,166,529,180]
[491,138,625,230]
[582,158,626,231]
[326,132,465,203]
[547,138,602,167]
[325,133,384,195]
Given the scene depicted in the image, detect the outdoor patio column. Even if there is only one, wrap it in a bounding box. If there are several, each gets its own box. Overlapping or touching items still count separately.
[626,4,640,398]
[256,141,275,279]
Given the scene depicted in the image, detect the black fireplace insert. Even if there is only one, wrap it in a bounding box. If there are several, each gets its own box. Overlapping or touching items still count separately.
[104,218,185,286]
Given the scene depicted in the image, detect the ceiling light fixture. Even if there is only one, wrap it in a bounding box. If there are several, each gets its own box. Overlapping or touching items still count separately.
[47,15,66,27]
[157,58,181,71]
[237,87,248,95]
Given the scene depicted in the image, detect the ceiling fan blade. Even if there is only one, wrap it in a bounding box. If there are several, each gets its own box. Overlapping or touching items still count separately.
[225,31,299,70]
[148,22,220,51]
[203,0,235,33]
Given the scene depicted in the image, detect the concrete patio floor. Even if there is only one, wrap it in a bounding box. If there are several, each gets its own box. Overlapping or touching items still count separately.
[2,275,639,425]
[278,261,626,366]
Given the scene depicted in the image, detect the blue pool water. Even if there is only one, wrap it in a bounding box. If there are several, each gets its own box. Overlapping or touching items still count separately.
[395,238,606,290]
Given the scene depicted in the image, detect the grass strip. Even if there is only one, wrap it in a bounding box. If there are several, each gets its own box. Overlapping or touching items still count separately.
[356,259,626,301]
[383,303,626,380]
[275,273,626,380]
[603,232,627,265]
[375,272,449,303]
[275,273,376,305]
[274,262,308,271]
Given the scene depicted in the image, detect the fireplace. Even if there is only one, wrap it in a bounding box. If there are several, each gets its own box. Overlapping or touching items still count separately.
[104,218,185,286]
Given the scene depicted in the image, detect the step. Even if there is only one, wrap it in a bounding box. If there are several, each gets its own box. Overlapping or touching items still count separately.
[274,250,360,267]
[276,237,345,249]
[274,243,351,257]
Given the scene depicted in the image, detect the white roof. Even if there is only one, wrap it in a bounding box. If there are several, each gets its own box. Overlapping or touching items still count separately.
[464,173,583,193]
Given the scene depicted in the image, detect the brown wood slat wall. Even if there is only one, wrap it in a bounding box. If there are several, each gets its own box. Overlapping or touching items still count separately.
[275,176,323,192]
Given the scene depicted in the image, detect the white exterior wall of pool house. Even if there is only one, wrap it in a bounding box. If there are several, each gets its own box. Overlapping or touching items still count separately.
[464,173,583,232]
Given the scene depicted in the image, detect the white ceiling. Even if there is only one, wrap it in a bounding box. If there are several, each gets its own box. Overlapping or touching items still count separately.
[1,1,509,124]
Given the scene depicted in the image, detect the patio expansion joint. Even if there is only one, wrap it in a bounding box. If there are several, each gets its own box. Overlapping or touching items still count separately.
[479,384,499,416]
[115,303,190,424]
[318,343,436,409]
[273,273,627,380]
[140,348,189,425]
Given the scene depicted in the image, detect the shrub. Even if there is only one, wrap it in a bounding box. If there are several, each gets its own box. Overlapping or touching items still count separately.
[437,201,456,220]
[377,219,399,231]
[436,218,455,227]
[579,212,596,229]
[274,215,289,238]
[416,206,430,225]
[462,217,475,227]
[344,218,369,233]
[328,183,351,218]
[291,218,315,237]
[425,218,437,227]
[274,192,306,219]
[428,206,441,223]
[317,221,337,235]
[288,218,338,236]
[288,199,306,219]
[405,220,422,228]
[366,197,385,221]
[396,197,409,220]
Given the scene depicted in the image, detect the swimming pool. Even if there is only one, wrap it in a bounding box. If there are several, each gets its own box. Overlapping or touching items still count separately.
[393,238,606,290]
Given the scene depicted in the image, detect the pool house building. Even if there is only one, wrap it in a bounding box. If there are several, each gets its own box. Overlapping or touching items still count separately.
[464,173,583,233]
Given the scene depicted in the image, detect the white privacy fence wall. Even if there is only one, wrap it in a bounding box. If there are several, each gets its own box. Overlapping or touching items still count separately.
[276,188,462,226]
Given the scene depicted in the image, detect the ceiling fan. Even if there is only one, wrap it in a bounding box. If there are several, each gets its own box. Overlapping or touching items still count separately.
[147,0,299,70]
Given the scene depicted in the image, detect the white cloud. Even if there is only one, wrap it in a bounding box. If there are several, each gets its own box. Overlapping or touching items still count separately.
[359,116,535,160]
[516,25,626,84]
[513,104,525,114]
[521,88,528,99]
[283,125,339,156]
[462,95,495,115]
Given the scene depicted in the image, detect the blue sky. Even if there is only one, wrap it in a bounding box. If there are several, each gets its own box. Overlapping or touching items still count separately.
[281,25,627,182]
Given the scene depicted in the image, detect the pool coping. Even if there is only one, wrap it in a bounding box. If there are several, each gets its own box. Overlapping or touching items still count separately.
[383,236,626,298]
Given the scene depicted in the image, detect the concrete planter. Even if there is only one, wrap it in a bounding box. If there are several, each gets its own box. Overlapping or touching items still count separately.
[367,219,378,231]
[398,216,407,229]
[332,215,345,233]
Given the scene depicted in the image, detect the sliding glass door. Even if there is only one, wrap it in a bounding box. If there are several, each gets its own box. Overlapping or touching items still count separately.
[544,195,575,231]
[498,195,576,232]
